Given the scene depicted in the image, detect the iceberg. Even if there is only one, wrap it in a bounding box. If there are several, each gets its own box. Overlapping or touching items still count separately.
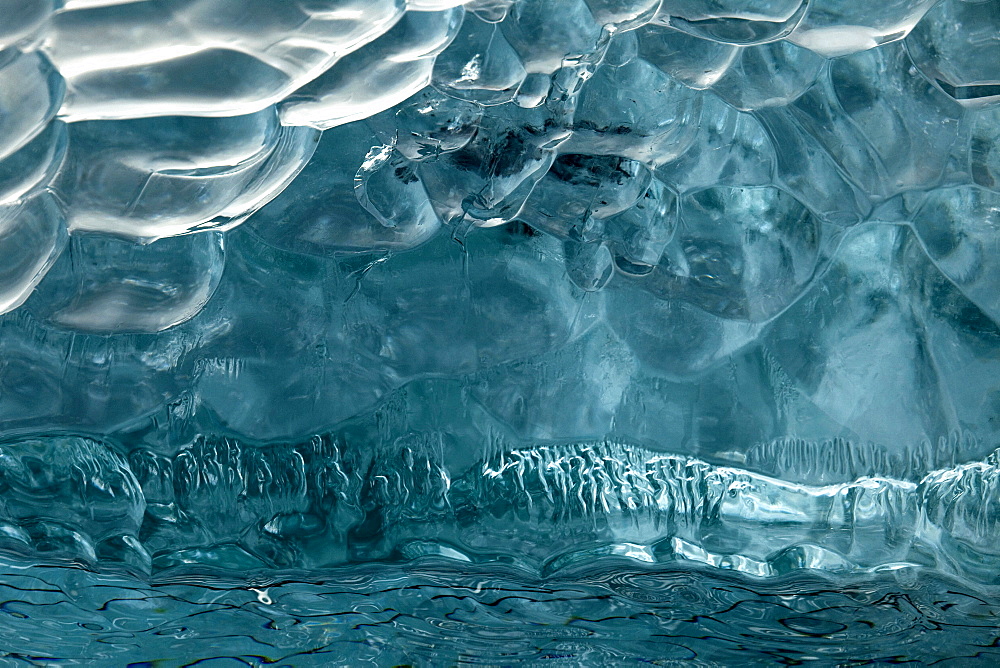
[0,0,998,663]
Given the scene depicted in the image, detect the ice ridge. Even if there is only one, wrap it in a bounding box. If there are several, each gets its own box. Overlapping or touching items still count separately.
[2,431,999,586]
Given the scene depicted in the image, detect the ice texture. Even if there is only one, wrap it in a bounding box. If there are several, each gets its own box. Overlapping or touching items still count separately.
[1,0,1000,662]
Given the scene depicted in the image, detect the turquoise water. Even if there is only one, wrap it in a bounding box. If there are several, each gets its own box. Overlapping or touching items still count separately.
[3,558,999,665]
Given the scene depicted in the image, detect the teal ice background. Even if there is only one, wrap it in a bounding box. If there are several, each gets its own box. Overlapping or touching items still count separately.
[1,0,1000,663]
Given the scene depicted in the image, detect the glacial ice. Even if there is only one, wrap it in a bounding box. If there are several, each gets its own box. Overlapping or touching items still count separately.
[0,0,999,662]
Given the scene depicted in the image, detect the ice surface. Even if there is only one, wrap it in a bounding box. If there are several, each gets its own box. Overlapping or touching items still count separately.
[1,0,1000,662]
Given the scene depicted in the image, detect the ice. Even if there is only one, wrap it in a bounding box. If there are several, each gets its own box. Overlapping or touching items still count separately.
[354,143,441,234]
[0,435,145,538]
[0,0,999,662]
[247,119,441,254]
[431,12,527,105]
[517,153,653,238]
[369,87,482,161]
[788,0,938,57]
[416,97,573,225]
[638,186,819,321]
[654,92,774,191]
[912,186,1000,324]
[499,0,604,74]
[46,0,406,120]
[968,105,1000,189]
[650,0,808,46]
[583,0,661,28]
[827,43,963,195]
[763,223,1000,452]
[58,110,319,239]
[636,24,740,89]
[343,226,587,379]
[26,231,225,333]
[0,0,53,49]
[0,193,66,315]
[0,120,67,206]
[905,0,1000,108]
[711,38,824,111]
[9,425,1000,585]
[606,286,764,377]
[0,49,64,162]
[563,52,702,163]
[278,7,464,129]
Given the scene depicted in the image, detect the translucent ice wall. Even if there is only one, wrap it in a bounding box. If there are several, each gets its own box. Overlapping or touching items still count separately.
[1,0,1000,661]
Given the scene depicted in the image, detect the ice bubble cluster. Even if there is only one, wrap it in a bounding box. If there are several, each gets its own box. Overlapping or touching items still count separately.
[0,0,999,593]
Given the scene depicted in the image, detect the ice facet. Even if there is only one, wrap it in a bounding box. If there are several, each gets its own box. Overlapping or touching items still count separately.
[369,87,482,162]
[27,231,225,333]
[47,0,407,120]
[516,153,653,239]
[651,0,808,46]
[912,186,1000,325]
[655,92,775,191]
[279,7,464,129]
[788,0,938,57]
[0,193,66,316]
[432,12,527,105]
[247,120,440,254]
[0,49,64,162]
[905,0,1000,108]
[564,55,702,163]
[968,105,1000,190]
[0,0,53,50]
[711,38,824,111]
[500,0,604,74]
[0,120,67,206]
[636,24,740,89]
[642,185,820,322]
[58,109,319,239]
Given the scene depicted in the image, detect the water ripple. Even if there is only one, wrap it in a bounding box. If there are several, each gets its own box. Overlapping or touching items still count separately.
[0,557,996,665]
